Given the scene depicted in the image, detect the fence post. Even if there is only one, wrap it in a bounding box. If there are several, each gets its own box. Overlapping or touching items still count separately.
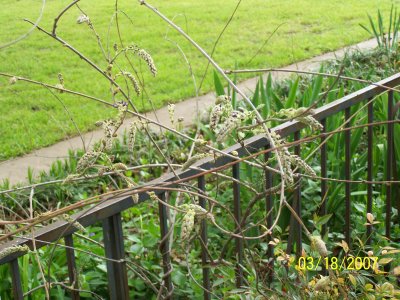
[287,131,302,257]
[10,259,23,300]
[345,108,351,247]
[65,235,80,300]
[198,176,211,300]
[386,91,394,239]
[319,119,327,234]
[102,213,129,300]
[319,119,328,275]
[367,99,374,244]
[232,162,244,287]
[158,192,173,298]
[264,147,274,283]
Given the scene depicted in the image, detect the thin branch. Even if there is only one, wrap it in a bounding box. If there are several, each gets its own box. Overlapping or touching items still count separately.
[52,0,80,36]
[246,23,285,65]
[197,0,242,92]
[44,86,86,152]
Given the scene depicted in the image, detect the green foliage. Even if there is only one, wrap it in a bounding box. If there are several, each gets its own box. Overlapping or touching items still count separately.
[360,5,400,52]
[1,44,400,299]
[213,70,225,96]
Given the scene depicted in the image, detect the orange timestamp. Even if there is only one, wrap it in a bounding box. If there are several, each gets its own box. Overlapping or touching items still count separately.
[297,256,379,271]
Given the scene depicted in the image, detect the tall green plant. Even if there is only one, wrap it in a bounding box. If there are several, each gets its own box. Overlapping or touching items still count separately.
[360,5,400,52]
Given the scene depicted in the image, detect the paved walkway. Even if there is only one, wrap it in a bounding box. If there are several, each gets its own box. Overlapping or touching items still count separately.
[0,39,378,185]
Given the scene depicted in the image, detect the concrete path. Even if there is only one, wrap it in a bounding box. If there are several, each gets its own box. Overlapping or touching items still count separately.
[0,38,378,185]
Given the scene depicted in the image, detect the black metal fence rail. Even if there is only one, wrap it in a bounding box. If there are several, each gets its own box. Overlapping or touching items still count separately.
[1,73,400,299]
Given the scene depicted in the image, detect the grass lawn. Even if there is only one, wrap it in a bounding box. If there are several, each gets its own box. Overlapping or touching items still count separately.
[0,0,393,161]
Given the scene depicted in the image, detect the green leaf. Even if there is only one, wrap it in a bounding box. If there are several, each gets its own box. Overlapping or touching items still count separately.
[314,213,333,227]
[348,274,357,286]
[214,70,225,96]
[231,61,238,109]
[360,23,372,35]
[285,77,299,108]
[368,14,381,47]
[350,127,363,154]
[252,79,260,106]
[266,73,283,110]
[259,75,269,117]
[172,270,187,286]
[351,190,379,196]
[212,277,225,288]
[246,163,253,182]
[354,202,365,213]
[256,104,265,110]
[379,257,393,265]
[310,73,323,104]
[271,91,284,110]
[129,243,143,254]
[378,9,384,45]
[126,235,142,243]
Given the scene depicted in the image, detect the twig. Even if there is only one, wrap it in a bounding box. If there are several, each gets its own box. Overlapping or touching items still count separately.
[197,0,243,93]
[52,0,80,36]
[44,86,86,152]
[246,23,286,65]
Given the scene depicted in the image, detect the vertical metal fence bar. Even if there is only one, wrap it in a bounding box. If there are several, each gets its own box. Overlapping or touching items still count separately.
[294,131,302,257]
[264,148,274,283]
[345,108,351,247]
[158,192,173,298]
[320,119,327,235]
[287,131,302,257]
[319,119,328,276]
[386,91,394,239]
[232,162,244,288]
[10,259,23,300]
[367,100,374,244]
[102,213,129,300]
[198,176,211,300]
[65,235,80,300]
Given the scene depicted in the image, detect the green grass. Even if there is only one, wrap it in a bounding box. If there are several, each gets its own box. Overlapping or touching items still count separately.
[0,0,394,160]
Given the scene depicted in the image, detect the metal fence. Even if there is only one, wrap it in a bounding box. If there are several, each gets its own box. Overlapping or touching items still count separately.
[1,73,400,299]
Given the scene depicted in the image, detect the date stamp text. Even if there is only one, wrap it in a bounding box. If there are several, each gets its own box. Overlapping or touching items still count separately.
[297,256,378,271]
